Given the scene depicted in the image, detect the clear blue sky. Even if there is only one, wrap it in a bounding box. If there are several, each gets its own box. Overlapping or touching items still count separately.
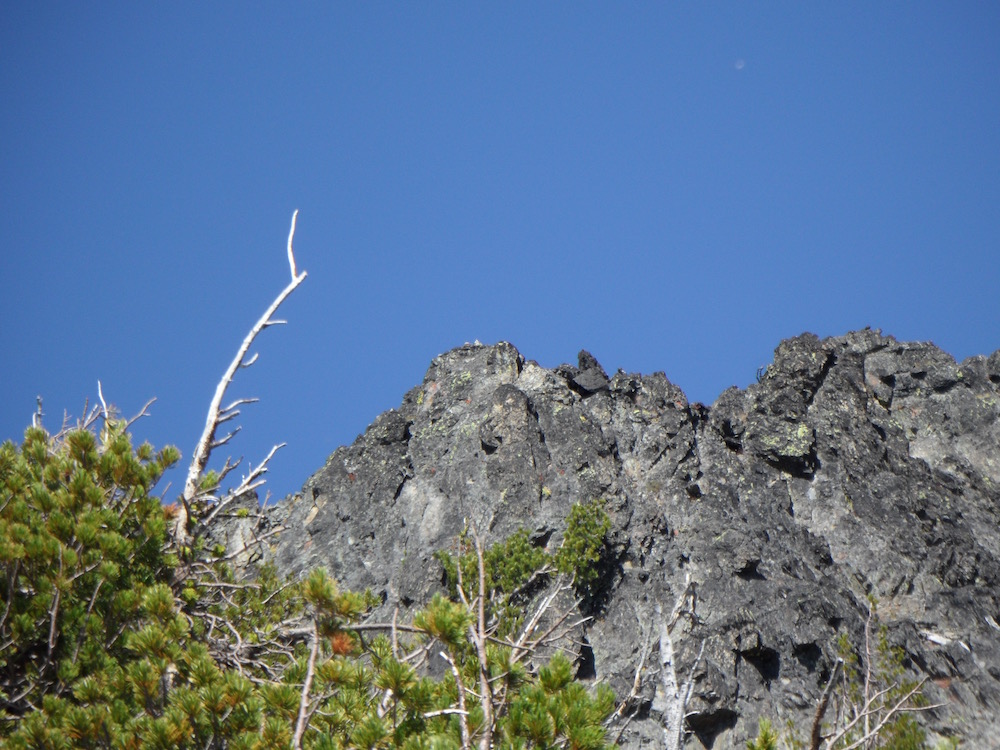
[3,3,998,503]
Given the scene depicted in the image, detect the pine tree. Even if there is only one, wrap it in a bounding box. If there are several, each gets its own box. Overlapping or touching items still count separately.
[1,417,616,749]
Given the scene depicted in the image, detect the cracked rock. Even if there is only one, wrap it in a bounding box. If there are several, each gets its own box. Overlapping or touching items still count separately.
[262,331,1000,749]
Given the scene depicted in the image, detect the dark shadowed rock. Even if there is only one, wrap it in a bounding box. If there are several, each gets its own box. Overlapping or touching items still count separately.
[263,331,1000,749]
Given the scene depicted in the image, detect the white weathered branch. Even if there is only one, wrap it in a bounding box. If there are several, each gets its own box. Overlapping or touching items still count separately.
[287,209,299,278]
[97,381,109,424]
[215,411,241,426]
[442,650,472,750]
[200,444,285,529]
[221,397,259,414]
[680,641,706,721]
[424,708,470,719]
[658,574,701,750]
[470,528,494,750]
[660,616,683,749]
[91,383,155,442]
[512,576,574,659]
[210,427,241,449]
[32,395,44,428]
[292,619,319,750]
[175,211,307,547]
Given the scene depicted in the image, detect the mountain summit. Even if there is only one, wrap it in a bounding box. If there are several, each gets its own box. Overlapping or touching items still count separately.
[249,330,1000,748]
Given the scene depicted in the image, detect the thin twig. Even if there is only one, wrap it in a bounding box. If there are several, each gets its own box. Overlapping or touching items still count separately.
[125,397,157,430]
[287,209,299,278]
[97,381,109,424]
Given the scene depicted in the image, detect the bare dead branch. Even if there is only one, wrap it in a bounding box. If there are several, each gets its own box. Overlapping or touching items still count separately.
[46,582,61,664]
[863,606,874,740]
[608,619,654,745]
[657,575,700,750]
[659,613,683,750]
[124,397,157,431]
[523,595,586,656]
[221,396,259,415]
[829,677,943,750]
[215,457,242,486]
[810,657,843,750]
[813,600,945,750]
[177,211,307,549]
[611,616,654,723]
[344,622,427,637]
[201,528,284,567]
[216,411,242,427]
[32,395,44,428]
[469,527,494,750]
[513,578,570,659]
[680,640,706,720]
[97,381,109,424]
[210,427,241,450]
[292,620,319,750]
[442,650,472,750]
[287,209,299,278]
[424,708,471,719]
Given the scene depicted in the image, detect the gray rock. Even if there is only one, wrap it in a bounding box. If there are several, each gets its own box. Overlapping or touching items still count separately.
[264,331,1000,749]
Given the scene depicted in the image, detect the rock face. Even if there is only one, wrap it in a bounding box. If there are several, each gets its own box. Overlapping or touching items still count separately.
[264,331,1000,748]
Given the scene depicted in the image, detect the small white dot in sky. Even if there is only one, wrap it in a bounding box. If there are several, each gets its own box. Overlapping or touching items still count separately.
[734,59,745,70]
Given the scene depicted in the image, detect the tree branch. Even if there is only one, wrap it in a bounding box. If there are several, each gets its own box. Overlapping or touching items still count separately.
[292,620,319,750]
[470,527,494,750]
[810,658,843,750]
[657,575,699,750]
[175,211,307,548]
[442,650,472,750]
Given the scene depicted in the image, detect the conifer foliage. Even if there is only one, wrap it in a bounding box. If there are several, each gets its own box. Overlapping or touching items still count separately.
[0,417,615,748]
[0,417,181,745]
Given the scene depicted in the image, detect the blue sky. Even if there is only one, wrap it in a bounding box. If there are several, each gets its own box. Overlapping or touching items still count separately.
[2,3,998,503]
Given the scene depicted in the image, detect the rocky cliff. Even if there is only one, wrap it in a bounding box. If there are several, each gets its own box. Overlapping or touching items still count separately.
[254,330,1000,748]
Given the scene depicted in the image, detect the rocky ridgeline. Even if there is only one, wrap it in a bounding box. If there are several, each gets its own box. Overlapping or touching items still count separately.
[244,331,1000,748]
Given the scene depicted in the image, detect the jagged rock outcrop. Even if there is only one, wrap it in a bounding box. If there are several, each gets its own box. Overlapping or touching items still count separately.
[262,330,1000,748]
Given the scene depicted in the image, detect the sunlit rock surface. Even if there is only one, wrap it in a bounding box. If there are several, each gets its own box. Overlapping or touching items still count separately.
[256,331,1000,748]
